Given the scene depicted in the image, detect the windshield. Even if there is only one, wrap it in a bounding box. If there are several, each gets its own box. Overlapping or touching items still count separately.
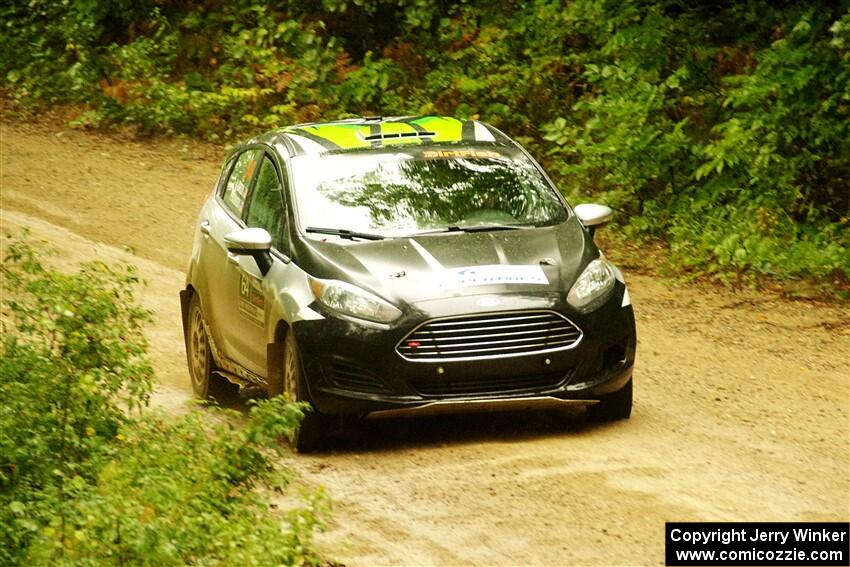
[290,146,568,238]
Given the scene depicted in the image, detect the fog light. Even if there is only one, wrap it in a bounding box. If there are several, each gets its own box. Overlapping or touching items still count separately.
[436,366,445,375]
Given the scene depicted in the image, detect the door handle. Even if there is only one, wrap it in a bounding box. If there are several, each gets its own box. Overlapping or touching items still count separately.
[227,252,239,265]
[200,220,211,236]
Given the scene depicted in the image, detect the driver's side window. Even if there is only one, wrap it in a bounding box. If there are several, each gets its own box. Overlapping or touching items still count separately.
[245,154,287,252]
[221,149,262,217]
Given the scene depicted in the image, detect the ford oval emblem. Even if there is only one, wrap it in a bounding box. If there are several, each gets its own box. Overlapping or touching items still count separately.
[476,296,502,308]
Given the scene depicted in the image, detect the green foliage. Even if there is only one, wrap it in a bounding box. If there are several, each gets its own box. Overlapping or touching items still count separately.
[2,0,849,285]
[0,234,325,565]
[542,0,850,283]
[19,402,327,566]
[1,232,154,562]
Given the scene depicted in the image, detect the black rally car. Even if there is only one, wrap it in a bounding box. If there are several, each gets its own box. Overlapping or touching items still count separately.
[181,116,636,450]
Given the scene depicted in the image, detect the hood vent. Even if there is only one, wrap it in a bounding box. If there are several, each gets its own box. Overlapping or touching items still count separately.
[361,130,436,141]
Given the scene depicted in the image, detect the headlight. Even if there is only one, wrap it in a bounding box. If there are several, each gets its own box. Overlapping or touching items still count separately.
[308,276,402,323]
[567,258,615,310]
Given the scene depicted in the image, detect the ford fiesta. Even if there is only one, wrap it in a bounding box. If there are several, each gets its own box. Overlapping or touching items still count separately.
[181,116,636,451]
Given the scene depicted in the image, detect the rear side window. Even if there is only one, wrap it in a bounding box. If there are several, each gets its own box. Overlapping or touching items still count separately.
[221,149,262,217]
[246,156,286,251]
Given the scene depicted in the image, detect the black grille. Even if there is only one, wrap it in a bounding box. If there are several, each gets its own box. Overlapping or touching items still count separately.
[397,310,582,361]
[410,370,571,398]
[325,360,390,394]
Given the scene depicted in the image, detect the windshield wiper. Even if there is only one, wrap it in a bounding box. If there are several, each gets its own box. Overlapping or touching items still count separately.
[413,224,531,236]
[305,227,386,241]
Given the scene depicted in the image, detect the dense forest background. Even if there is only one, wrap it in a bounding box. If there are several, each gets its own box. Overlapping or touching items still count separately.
[2,0,849,287]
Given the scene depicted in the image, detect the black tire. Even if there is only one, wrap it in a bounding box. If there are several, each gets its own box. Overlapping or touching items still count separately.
[588,378,633,422]
[186,293,233,402]
[280,331,329,453]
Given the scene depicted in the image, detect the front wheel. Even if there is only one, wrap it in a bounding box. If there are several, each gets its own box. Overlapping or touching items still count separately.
[587,378,633,422]
[279,331,329,453]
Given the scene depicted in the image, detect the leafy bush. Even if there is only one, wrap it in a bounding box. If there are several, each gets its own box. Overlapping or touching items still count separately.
[1,234,155,563]
[542,1,850,284]
[2,0,848,285]
[16,402,327,566]
[0,234,325,565]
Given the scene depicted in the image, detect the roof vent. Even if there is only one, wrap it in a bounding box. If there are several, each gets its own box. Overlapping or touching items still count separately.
[361,130,436,141]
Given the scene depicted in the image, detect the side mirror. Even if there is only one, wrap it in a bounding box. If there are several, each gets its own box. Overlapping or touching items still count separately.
[224,227,273,275]
[573,203,613,238]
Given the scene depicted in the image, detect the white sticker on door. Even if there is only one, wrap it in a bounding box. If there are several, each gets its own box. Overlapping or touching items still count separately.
[238,274,264,326]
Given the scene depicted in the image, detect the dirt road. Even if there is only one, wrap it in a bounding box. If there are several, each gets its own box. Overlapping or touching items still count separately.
[2,119,848,566]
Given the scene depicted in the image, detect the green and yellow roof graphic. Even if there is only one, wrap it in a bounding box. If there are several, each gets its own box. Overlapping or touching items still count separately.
[278,116,504,154]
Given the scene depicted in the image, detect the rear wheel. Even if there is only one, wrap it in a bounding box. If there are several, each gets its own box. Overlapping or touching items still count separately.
[186,293,232,402]
[588,378,633,422]
[278,331,329,453]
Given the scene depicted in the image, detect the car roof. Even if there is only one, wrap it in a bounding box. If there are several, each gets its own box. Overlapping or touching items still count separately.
[247,116,513,157]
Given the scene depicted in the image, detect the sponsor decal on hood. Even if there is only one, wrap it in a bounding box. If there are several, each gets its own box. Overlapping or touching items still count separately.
[430,264,549,289]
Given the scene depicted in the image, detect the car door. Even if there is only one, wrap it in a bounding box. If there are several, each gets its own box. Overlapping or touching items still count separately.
[199,148,263,365]
[226,151,291,376]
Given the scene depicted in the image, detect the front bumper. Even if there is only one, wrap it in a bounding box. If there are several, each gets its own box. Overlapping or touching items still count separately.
[294,284,636,417]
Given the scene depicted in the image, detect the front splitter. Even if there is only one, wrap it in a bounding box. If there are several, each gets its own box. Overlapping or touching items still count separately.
[366,395,598,419]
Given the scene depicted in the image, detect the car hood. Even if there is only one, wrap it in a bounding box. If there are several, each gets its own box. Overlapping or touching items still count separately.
[297,218,595,305]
